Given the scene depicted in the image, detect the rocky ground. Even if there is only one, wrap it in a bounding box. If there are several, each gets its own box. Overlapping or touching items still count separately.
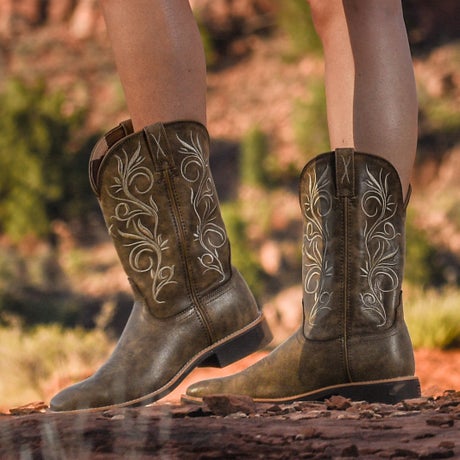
[1,393,459,459]
[2,348,460,459]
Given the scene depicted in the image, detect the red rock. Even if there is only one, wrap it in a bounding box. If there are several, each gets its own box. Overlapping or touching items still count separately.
[325,395,352,411]
[203,394,256,416]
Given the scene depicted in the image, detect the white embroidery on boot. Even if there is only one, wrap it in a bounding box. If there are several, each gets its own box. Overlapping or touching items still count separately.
[340,154,352,185]
[360,166,400,326]
[302,166,333,326]
[149,130,167,160]
[109,142,176,303]
[177,132,227,280]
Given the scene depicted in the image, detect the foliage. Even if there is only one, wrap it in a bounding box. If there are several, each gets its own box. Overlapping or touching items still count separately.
[293,78,329,159]
[446,200,460,234]
[196,15,218,68]
[405,210,443,287]
[0,239,109,329]
[418,84,460,136]
[221,202,264,298]
[0,242,69,324]
[0,78,90,241]
[240,126,270,188]
[405,286,460,349]
[0,324,113,409]
[274,0,322,59]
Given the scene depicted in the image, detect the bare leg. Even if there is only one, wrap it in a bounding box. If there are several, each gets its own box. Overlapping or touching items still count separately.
[309,0,418,196]
[99,0,207,130]
[309,0,355,149]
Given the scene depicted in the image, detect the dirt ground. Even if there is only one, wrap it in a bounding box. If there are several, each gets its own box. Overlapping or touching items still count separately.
[1,349,460,459]
[1,393,459,459]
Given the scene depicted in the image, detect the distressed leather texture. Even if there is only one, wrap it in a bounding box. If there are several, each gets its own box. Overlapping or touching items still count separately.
[50,121,269,411]
[186,150,417,401]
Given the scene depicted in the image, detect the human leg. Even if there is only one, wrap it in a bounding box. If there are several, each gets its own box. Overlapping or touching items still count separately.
[311,0,417,195]
[99,0,207,129]
[342,0,418,197]
[184,0,420,404]
[50,0,271,411]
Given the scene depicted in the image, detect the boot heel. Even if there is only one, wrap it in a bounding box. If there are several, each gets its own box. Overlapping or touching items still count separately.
[319,377,421,404]
[199,316,272,368]
[373,377,421,404]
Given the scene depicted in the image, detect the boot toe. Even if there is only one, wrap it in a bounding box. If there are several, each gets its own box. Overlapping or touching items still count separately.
[186,378,226,399]
[50,379,106,411]
[50,386,84,412]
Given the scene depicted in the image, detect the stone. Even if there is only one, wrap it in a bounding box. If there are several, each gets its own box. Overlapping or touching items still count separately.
[203,394,256,416]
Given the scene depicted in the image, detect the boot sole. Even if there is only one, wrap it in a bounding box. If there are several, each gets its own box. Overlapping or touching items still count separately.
[49,314,272,413]
[182,376,421,406]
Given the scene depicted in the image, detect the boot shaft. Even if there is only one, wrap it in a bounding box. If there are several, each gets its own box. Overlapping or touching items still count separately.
[300,149,407,340]
[89,121,231,318]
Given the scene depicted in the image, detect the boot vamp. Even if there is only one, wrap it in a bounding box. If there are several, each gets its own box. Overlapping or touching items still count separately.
[51,300,209,411]
[186,329,346,401]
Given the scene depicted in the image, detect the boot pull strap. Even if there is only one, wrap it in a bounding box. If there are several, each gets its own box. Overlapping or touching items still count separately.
[89,120,134,195]
[144,123,176,171]
[105,119,134,149]
[334,148,356,198]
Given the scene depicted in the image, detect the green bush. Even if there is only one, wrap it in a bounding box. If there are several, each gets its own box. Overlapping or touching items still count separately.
[405,287,460,349]
[0,78,88,241]
[274,0,322,60]
[196,15,218,68]
[405,210,445,287]
[418,84,460,135]
[240,126,270,188]
[0,240,93,328]
[221,202,263,298]
[293,78,329,159]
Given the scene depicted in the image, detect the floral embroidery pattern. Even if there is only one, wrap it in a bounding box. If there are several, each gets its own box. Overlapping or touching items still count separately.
[108,142,176,303]
[360,166,400,326]
[178,132,227,280]
[302,166,333,326]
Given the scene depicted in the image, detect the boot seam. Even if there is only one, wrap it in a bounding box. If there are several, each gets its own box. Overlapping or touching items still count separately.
[163,168,216,344]
[130,278,207,321]
[343,196,353,382]
[199,271,238,303]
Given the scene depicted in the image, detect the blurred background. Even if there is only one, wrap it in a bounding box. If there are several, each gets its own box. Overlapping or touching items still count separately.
[0,0,459,410]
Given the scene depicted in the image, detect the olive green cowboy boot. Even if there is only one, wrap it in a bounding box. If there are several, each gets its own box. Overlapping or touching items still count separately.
[185,149,420,404]
[50,120,271,411]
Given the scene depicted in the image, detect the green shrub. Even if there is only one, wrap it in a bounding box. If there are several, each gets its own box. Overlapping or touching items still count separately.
[446,200,460,234]
[405,287,460,349]
[196,17,218,68]
[0,78,88,241]
[221,202,263,298]
[293,78,329,160]
[274,0,322,60]
[240,126,270,188]
[418,84,460,135]
[0,241,94,328]
[405,209,445,287]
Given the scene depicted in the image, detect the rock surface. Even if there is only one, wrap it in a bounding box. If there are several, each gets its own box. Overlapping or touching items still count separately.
[1,392,459,458]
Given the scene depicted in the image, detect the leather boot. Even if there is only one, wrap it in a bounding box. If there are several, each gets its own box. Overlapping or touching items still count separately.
[185,149,420,404]
[50,120,272,411]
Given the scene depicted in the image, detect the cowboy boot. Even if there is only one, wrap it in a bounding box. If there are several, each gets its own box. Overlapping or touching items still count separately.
[185,149,420,404]
[50,120,272,411]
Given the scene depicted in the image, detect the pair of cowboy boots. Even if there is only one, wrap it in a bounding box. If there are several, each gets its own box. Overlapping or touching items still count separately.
[50,121,420,412]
